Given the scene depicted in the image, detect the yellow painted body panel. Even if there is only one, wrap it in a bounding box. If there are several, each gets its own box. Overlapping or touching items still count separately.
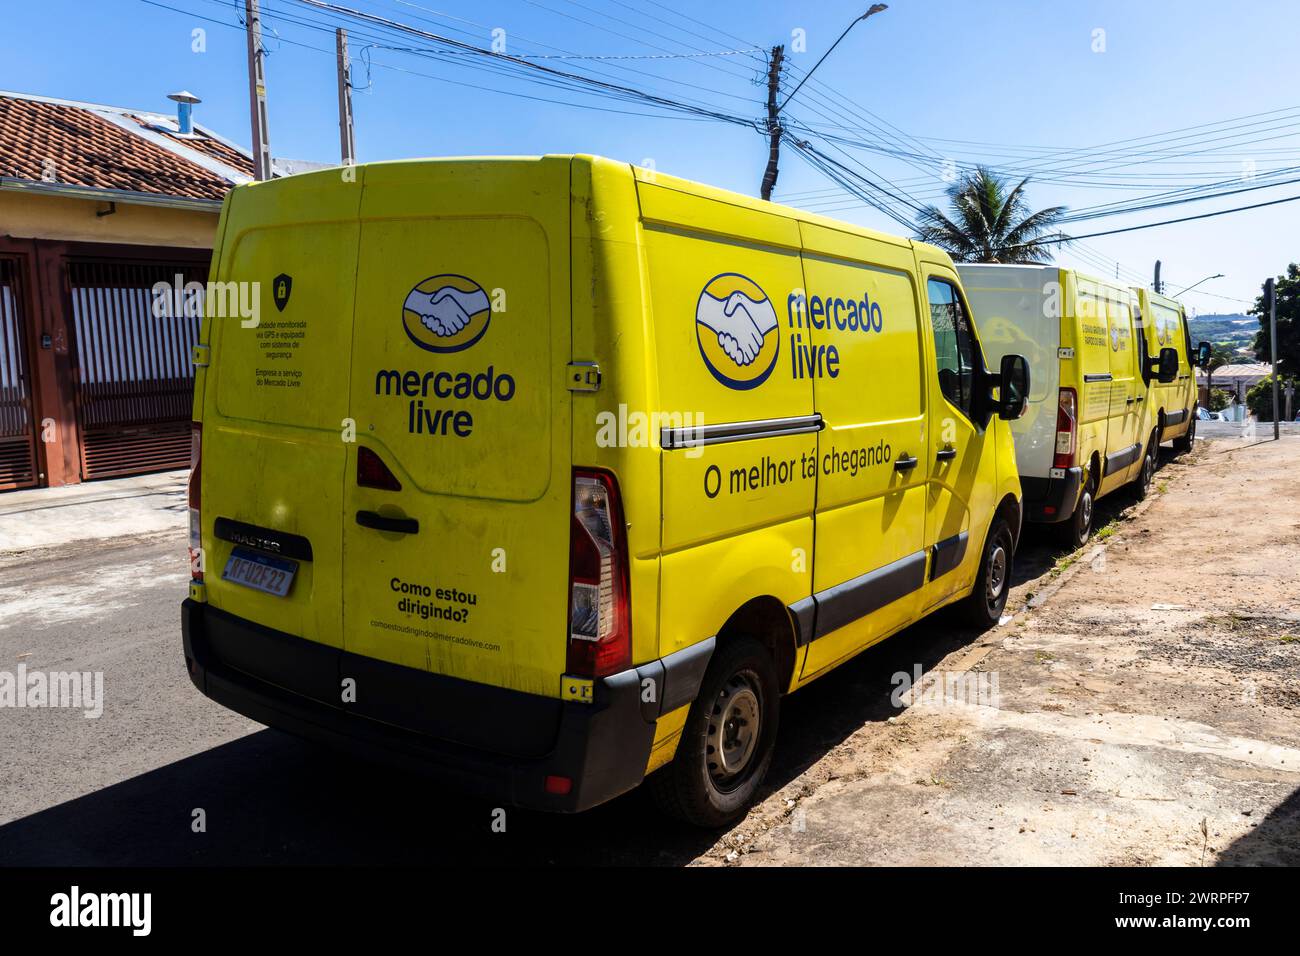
[1134,288,1197,440]
[1060,271,1150,500]
[196,156,1023,791]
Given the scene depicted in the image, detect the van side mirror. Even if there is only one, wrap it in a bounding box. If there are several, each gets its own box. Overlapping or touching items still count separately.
[1156,346,1179,384]
[997,353,1029,420]
[1196,340,1213,369]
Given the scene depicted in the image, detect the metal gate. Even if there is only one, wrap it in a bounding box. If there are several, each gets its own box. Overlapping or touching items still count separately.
[66,259,204,480]
[0,258,39,491]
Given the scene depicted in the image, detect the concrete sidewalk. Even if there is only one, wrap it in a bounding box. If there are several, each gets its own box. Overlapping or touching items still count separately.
[0,470,188,555]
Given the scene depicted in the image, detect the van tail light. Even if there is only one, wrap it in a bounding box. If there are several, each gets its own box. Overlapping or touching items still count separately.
[1053,388,1077,470]
[188,422,202,581]
[357,446,402,491]
[567,469,631,679]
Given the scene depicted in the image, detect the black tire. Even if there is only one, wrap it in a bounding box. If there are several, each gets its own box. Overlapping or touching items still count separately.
[1058,468,1095,550]
[650,637,779,828]
[1131,428,1159,501]
[1172,412,1196,454]
[957,517,1014,630]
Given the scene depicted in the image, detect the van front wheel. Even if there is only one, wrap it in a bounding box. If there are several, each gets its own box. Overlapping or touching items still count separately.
[957,517,1014,630]
[1173,413,1196,454]
[1058,472,1094,550]
[1132,429,1159,501]
[650,637,779,828]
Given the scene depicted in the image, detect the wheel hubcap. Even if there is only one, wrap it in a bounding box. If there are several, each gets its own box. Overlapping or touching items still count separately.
[707,673,761,790]
[987,542,1008,606]
[1079,491,1093,532]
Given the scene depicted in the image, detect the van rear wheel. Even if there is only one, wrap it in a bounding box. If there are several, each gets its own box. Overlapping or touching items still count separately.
[956,517,1014,630]
[650,637,778,828]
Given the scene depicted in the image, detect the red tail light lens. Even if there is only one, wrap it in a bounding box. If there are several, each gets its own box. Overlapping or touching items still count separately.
[188,422,202,581]
[567,470,630,678]
[1053,387,1077,470]
[357,446,402,491]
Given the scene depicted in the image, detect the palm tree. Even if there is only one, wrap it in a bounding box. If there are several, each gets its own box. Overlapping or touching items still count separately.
[915,166,1069,263]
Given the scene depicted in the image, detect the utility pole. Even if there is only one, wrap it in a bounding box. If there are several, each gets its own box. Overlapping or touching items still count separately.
[336,28,356,167]
[1266,277,1280,439]
[760,45,784,202]
[759,5,888,201]
[1153,260,1162,294]
[244,0,273,180]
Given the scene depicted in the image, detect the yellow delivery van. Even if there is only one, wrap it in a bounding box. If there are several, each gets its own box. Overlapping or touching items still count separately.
[959,265,1181,548]
[182,156,1028,826]
[1133,287,1201,454]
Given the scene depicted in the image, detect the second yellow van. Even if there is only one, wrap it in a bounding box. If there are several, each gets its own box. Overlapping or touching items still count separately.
[959,265,1181,548]
[182,156,1028,826]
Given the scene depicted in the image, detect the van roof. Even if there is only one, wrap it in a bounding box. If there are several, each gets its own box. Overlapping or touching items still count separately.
[1137,286,1185,313]
[624,158,925,251]
[960,262,1141,298]
[295,154,950,265]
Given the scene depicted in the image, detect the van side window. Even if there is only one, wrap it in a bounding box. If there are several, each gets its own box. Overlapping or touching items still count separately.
[927,278,976,417]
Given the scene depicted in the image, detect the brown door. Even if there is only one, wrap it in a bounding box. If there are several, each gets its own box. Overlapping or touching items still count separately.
[64,259,204,479]
[0,257,39,491]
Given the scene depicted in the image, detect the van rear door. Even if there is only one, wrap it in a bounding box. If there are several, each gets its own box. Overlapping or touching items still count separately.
[340,158,573,703]
[201,172,363,651]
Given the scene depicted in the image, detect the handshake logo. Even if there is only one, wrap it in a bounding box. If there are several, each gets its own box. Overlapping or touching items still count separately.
[695,273,780,389]
[402,274,492,353]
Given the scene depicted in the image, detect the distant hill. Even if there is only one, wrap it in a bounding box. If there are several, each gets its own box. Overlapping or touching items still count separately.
[1189,313,1257,354]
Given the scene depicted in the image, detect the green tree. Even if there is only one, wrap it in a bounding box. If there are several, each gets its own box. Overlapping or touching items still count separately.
[1250,263,1300,375]
[914,166,1070,263]
[1207,387,1231,412]
[1246,375,1298,422]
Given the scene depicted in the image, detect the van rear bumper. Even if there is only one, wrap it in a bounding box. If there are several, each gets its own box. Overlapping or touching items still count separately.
[1021,467,1083,524]
[181,600,708,813]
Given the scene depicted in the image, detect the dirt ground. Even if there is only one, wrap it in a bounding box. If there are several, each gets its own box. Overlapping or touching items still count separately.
[706,434,1300,866]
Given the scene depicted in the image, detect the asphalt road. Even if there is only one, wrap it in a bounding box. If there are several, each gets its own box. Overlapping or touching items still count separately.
[0,454,1224,866]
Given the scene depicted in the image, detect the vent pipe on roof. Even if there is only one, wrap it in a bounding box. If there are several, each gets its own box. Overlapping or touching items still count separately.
[167,90,201,135]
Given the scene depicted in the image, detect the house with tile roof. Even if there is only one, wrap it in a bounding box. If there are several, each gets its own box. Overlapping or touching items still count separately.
[0,89,254,490]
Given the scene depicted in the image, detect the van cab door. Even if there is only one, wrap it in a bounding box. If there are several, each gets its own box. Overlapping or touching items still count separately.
[796,224,928,679]
[918,266,997,607]
[1099,293,1142,495]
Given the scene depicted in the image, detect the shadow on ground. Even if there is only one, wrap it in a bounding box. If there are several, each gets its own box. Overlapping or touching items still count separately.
[0,609,1000,866]
[1216,785,1300,865]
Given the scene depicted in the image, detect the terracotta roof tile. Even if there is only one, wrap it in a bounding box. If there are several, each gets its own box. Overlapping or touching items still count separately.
[0,94,244,202]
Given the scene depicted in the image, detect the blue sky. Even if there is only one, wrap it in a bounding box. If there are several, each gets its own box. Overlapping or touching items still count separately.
[4,0,1296,314]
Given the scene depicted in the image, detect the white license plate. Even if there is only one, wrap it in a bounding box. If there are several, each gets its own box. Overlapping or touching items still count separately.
[222,547,298,597]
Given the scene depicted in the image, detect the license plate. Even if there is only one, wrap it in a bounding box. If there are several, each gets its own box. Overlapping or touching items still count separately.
[222,547,298,597]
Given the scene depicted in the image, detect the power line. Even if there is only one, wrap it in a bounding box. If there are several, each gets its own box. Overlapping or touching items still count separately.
[1026,191,1300,247]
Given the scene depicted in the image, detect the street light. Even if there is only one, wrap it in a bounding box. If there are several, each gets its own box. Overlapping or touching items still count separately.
[1170,273,1224,297]
[778,5,889,114]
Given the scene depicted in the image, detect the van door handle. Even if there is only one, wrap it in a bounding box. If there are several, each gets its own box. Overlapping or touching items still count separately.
[936,447,957,461]
[894,455,919,472]
[355,511,419,535]
[1127,397,1136,405]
